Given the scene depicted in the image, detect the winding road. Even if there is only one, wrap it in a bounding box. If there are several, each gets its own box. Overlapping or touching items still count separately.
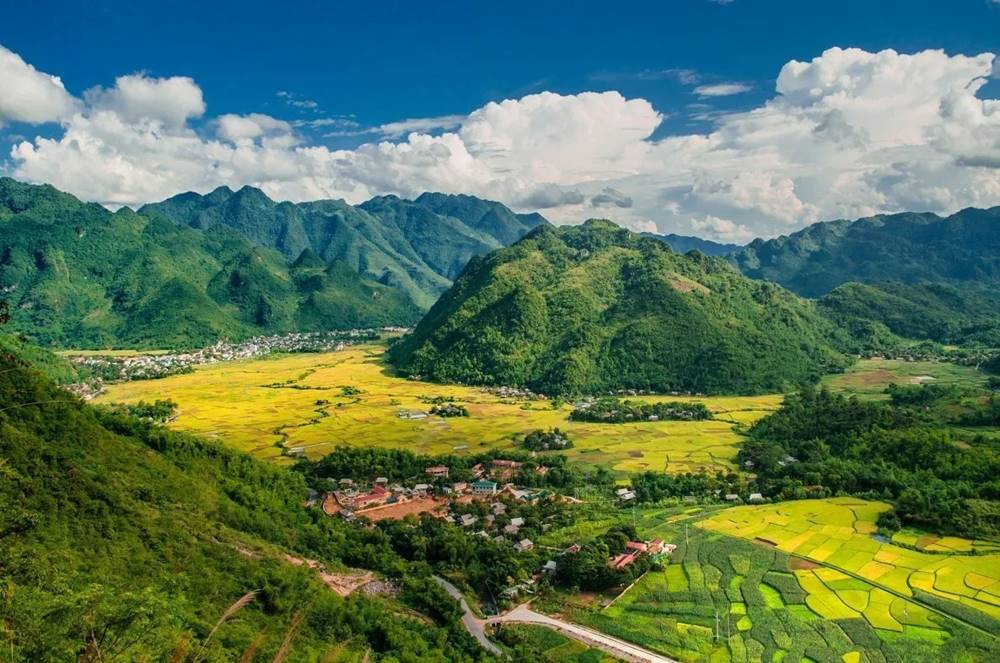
[432,576,502,655]
[434,575,677,662]
[487,604,679,663]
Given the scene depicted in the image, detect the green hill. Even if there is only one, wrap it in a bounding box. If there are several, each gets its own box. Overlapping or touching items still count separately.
[730,207,1000,297]
[142,187,548,309]
[0,178,422,349]
[390,220,846,396]
[0,346,486,662]
[818,281,1000,348]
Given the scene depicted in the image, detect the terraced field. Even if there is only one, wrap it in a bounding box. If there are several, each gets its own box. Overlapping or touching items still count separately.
[543,501,1000,662]
[569,527,984,663]
[95,344,779,475]
[699,498,1000,629]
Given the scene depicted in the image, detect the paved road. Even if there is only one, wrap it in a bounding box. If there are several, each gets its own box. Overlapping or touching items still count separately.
[488,604,679,663]
[432,576,502,656]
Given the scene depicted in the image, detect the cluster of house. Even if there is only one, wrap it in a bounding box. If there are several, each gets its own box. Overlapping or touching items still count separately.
[481,385,543,400]
[608,538,676,570]
[319,459,553,522]
[500,538,678,600]
[723,492,767,504]
[614,486,769,505]
[444,501,538,552]
[67,328,403,399]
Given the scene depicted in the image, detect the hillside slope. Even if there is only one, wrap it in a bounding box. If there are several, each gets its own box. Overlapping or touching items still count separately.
[142,187,548,308]
[390,220,846,396]
[730,207,1000,297]
[0,350,483,662]
[0,178,421,348]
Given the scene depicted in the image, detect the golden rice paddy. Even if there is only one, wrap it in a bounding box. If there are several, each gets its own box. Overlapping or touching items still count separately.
[699,497,1000,623]
[95,343,781,475]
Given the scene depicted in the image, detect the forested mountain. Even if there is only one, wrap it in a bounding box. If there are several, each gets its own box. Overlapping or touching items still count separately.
[0,349,487,662]
[390,219,847,396]
[142,187,547,308]
[0,178,421,348]
[818,281,1000,349]
[647,232,743,256]
[730,207,1000,297]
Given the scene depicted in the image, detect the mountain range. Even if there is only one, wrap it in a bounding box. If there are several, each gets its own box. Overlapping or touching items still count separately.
[647,233,742,256]
[5,175,1000,360]
[729,207,1000,297]
[0,179,546,348]
[390,220,847,396]
[141,187,547,309]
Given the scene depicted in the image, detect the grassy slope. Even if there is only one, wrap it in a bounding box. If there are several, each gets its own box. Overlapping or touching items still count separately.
[0,353,483,662]
[391,220,847,396]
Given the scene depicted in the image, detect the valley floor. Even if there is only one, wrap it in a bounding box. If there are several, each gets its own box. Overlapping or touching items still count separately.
[96,343,780,475]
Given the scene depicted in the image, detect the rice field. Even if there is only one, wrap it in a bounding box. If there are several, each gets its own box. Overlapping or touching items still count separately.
[543,502,1000,662]
[822,358,987,400]
[95,344,780,475]
[568,525,967,663]
[698,498,1000,626]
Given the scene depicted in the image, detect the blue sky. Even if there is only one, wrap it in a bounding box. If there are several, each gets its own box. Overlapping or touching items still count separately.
[4,0,998,143]
[1,0,998,240]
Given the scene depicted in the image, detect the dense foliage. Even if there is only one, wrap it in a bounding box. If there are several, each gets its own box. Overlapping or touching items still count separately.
[521,428,573,451]
[646,232,742,256]
[739,385,1000,538]
[569,397,712,423]
[391,220,847,396]
[300,446,613,493]
[0,178,422,348]
[0,353,494,661]
[629,470,746,504]
[818,280,1000,348]
[731,206,1000,297]
[552,524,657,591]
[430,402,469,417]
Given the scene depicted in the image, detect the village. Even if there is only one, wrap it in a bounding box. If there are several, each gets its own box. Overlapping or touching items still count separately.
[65,327,409,398]
[309,457,677,598]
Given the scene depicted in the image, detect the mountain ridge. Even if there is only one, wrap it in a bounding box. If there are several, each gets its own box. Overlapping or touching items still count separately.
[141,186,549,308]
[729,206,1000,297]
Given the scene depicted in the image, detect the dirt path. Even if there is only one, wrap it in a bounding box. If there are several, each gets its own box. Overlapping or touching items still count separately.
[488,603,679,663]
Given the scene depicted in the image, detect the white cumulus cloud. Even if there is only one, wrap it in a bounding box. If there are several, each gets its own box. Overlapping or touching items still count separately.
[0,45,79,125]
[84,73,205,128]
[4,45,1000,243]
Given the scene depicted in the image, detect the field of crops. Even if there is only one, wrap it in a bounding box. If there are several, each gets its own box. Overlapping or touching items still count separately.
[497,625,613,662]
[96,344,780,475]
[544,500,1000,663]
[821,358,986,399]
[699,498,1000,630]
[568,527,994,663]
